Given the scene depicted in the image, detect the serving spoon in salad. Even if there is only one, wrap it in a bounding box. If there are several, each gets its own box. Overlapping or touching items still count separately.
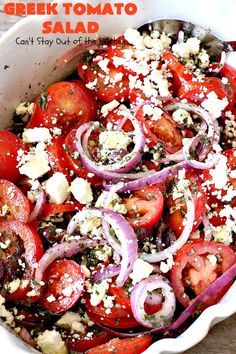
[138,19,236,60]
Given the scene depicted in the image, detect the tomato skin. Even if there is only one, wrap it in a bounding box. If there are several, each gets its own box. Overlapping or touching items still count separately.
[84,55,129,103]
[39,259,85,313]
[41,202,82,216]
[135,105,182,152]
[27,81,98,134]
[46,136,70,181]
[103,110,134,132]
[0,180,30,223]
[85,293,140,329]
[0,221,44,301]
[86,335,153,354]
[0,131,24,183]
[62,129,102,186]
[64,329,114,352]
[124,186,164,229]
[170,240,236,308]
[220,64,236,101]
[167,172,207,237]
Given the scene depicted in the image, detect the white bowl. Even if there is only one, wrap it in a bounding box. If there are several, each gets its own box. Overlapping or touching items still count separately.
[0,0,235,353]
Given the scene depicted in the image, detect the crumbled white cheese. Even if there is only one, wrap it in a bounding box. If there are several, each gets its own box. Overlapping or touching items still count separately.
[206,254,218,266]
[5,278,21,294]
[99,130,131,150]
[95,190,127,214]
[16,102,35,116]
[45,172,70,204]
[56,312,86,334]
[22,128,52,143]
[209,154,228,189]
[212,224,233,245]
[70,177,93,205]
[124,28,145,49]
[172,37,200,58]
[18,143,50,179]
[172,109,193,127]
[37,330,68,354]
[201,91,229,119]
[0,295,14,325]
[129,259,154,284]
[89,280,109,306]
[151,69,170,97]
[172,169,190,200]
[98,58,110,73]
[100,100,119,117]
[94,245,113,262]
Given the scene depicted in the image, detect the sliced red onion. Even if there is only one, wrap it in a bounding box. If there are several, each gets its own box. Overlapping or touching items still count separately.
[131,274,176,328]
[104,162,186,193]
[203,215,213,241]
[102,183,124,255]
[158,149,184,164]
[75,122,151,181]
[94,262,236,337]
[165,102,215,140]
[35,238,100,283]
[140,188,194,263]
[28,190,46,223]
[67,208,138,287]
[92,264,121,282]
[183,137,220,169]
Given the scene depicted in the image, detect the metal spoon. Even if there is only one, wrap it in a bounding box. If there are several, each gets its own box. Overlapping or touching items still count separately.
[138,19,236,60]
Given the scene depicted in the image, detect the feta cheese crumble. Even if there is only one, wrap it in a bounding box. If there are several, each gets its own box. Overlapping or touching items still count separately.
[70,177,93,205]
[45,172,70,204]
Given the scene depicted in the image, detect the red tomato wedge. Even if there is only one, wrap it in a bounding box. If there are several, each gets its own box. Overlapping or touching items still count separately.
[86,335,153,354]
[39,259,85,313]
[27,81,98,134]
[170,240,236,308]
[0,131,24,183]
[64,329,114,353]
[41,202,82,216]
[83,54,129,102]
[0,221,44,301]
[0,180,30,223]
[46,136,70,181]
[124,185,164,229]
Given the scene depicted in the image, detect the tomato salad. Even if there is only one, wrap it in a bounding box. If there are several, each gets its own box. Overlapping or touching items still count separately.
[0,28,236,354]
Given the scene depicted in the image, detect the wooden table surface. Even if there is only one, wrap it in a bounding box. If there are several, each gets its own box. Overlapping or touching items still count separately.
[0,4,235,354]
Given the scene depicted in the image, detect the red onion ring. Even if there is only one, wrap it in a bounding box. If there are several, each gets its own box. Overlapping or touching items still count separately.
[203,215,213,241]
[140,188,194,263]
[35,238,100,283]
[92,264,121,282]
[104,162,186,193]
[28,190,46,223]
[67,208,138,287]
[130,275,176,328]
[75,122,152,181]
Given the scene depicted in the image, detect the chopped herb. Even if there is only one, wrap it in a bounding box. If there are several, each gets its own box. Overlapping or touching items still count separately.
[38,92,47,111]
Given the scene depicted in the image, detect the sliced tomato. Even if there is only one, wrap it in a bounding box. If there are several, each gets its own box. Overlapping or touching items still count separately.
[62,129,102,186]
[124,185,164,229]
[167,172,207,237]
[207,199,226,227]
[46,136,70,180]
[27,81,98,134]
[162,51,193,92]
[85,292,139,329]
[0,130,24,183]
[170,239,236,308]
[64,328,114,352]
[0,221,44,301]
[220,64,236,101]
[178,77,233,109]
[86,335,153,354]
[0,180,30,223]
[103,109,134,132]
[135,105,182,152]
[84,54,129,103]
[108,36,137,76]
[41,202,82,216]
[39,259,85,313]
